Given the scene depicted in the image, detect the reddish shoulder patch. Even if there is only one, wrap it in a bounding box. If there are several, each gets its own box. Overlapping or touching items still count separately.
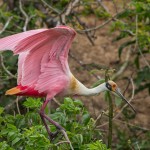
[15,85,46,97]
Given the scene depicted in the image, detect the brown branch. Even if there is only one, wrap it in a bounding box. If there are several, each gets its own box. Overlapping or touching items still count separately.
[41,0,60,14]
[97,0,110,13]
[0,16,13,34]
[112,0,118,13]
[77,11,124,33]
[0,54,17,79]
[19,0,35,31]
[60,129,74,150]
[75,15,95,46]
[16,96,21,115]
[61,0,80,24]
[52,97,61,106]
[4,96,24,112]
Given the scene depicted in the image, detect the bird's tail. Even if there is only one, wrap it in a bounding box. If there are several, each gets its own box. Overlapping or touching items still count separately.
[5,87,21,95]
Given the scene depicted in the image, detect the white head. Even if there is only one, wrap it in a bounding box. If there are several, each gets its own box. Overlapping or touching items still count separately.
[105,80,136,113]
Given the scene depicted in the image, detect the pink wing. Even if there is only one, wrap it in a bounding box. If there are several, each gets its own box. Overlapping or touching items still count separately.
[0,26,76,99]
[0,29,47,51]
[0,29,47,84]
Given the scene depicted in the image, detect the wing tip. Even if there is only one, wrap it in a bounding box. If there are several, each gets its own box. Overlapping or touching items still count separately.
[55,25,76,36]
[5,87,21,95]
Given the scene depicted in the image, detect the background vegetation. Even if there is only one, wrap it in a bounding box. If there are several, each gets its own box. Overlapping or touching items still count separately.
[0,0,150,149]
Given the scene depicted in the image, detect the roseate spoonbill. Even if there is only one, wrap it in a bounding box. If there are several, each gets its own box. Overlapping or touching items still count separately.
[0,26,135,140]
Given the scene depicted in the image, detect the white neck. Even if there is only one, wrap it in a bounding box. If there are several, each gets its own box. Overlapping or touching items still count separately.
[77,81,108,96]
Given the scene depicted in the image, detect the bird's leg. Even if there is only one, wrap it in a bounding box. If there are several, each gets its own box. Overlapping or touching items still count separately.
[42,113,65,130]
[39,99,59,140]
[40,99,65,139]
[39,110,59,140]
[42,113,74,150]
[39,111,52,139]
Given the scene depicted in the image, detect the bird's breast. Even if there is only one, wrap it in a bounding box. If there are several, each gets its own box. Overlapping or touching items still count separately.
[65,75,79,95]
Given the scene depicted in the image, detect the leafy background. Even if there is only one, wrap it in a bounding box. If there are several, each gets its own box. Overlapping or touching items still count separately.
[0,0,150,149]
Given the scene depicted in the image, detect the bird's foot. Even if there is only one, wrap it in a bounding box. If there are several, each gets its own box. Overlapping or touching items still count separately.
[49,131,59,141]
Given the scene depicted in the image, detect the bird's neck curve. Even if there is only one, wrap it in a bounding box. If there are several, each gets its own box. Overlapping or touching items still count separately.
[77,81,108,96]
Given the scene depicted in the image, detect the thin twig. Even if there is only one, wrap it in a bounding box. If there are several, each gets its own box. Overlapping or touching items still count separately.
[112,0,118,13]
[41,0,60,14]
[0,16,13,35]
[60,129,74,150]
[19,0,34,31]
[4,96,24,112]
[97,0,110,13]
[16,96,21,115]
[0,54,16,79]
[77,11,122,33]
[53,97,61,106]
[94,111,105,127]
[75,15,95,45]
[61,0,79,24]
[55,141,71,146]
[113,118,150,131]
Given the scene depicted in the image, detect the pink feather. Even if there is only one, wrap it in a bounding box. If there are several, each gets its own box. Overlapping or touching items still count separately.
[0,26,76,99]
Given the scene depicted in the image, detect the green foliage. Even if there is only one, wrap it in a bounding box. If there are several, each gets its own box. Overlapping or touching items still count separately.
[23,97,42,109]
[111,0,150,93]
[0,97,108,150]
[0,0,150,149]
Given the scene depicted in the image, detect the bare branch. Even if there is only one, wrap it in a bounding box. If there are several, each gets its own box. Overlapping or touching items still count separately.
[75,15,95,46]
[0,54,17,79]
[60,129,74,150]
[97,0,110,13]
[77,11,124,33]
[16,96,21,115]
[0,16,13,34]
[53,97,61,106]
[61,0,80,24]
[19,0,34,31]
[41,0,60,14]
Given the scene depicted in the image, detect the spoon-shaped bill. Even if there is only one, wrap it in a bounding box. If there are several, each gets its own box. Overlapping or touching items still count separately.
[114,88,136,113]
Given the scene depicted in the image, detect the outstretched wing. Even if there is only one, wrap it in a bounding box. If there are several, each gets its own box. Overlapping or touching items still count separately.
[0,29,48,84]
[0,26,76,98]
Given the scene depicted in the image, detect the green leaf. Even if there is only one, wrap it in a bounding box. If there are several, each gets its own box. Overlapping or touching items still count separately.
[23,97,42,109]
[0,141,14,150]
[73,134,83,146]
[12,137,21,146]
[0,107,4,115]
[86,140,110,150]
[74,99,83,107]
[82,113,90,125]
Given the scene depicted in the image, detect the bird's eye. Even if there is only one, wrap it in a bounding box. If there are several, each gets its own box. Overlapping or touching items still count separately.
[106,83,112,91]
[113,84,116,88]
